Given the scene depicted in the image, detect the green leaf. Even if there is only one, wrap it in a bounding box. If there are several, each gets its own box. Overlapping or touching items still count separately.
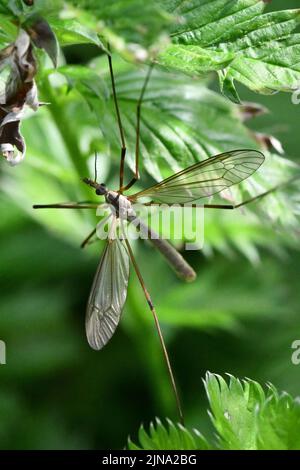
[91,57,258,183]
[157,1,300,98]
[204,373,300,450]
[222,34,300,94]
[0,13,18,43]
[218,70,241,104]
[257,391,300,450]
[128,418,212,450]
[129,374,300,450]
[166,0,265,46]
[158,44,233,75]
[49,18,105,49]
[6,0,63,18]
[68,0,173,49]
[48,65,108,105]
[205,372,265,449]
[5,58,298,258]
[88,59,300,233]
[5,0,25,16]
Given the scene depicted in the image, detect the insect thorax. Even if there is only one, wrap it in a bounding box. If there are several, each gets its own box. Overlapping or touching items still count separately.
[106,191,135,220]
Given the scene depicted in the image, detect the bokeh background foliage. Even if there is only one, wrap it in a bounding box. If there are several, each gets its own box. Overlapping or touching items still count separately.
[0,0,300,449]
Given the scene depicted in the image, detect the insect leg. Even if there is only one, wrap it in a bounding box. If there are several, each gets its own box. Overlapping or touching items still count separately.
[81,212,113,248]
[124,237,185,425]
[203,176,300,210]
[130,216,196,281]
[81,228,97,248]
[33,202,101,209]
[121,63,154,193]
[107,48,127,191]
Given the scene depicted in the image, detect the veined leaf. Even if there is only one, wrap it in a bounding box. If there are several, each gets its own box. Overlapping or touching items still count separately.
[91,58,257,182]
[16,58,297,252]
[89,59,300,228]
[157,1,300,98]
[2,56,299,257]
[157,44,233,75]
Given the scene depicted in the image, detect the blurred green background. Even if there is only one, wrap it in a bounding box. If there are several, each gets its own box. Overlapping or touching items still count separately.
[0,0,300,449]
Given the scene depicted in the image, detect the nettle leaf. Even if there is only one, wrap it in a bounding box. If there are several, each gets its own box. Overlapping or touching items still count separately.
[257,390,300,450]
[205,372,265,450]
[88,58,300,229]
[157,0,300,98]
[129,374,300,450]
[22,57,299,254]
[157,43,234,75]
[92,58,256,182]
[128,418,212,450]
[3,57,299,256]
[205,373,300,450]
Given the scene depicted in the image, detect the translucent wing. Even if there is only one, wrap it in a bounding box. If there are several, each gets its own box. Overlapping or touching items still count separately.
[86,233,130,350]
[130,150,265,204]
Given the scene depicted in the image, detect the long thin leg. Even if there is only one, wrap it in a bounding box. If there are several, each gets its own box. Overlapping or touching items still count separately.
[107,47,127,191]
[143,176,300,210]
[121,63,155,193]
[81,212,113,248]
[124,237,184,425]
[144,202,234,209]
[33,202,100,209]
[205,176,300,210]
[81,227,97,248]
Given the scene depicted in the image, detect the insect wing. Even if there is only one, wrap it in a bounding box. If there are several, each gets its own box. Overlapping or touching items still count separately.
[130,150,264,204]
[86,235,130,350]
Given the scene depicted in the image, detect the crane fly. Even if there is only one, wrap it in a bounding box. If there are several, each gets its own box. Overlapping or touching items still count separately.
[33,50,293,424]
[81,147,266,347]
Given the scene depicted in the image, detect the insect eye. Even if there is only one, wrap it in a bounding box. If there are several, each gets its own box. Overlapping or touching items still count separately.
[95,184,106,196]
